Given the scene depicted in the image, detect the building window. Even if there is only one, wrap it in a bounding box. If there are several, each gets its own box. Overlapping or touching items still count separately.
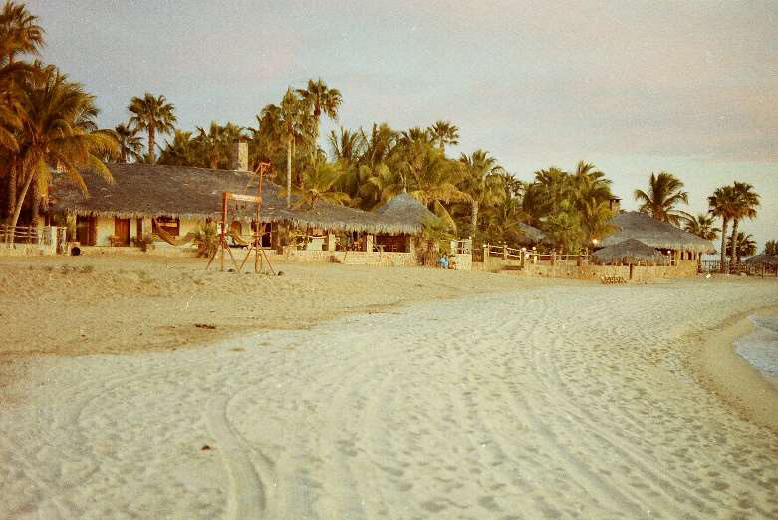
[153,216,180,237]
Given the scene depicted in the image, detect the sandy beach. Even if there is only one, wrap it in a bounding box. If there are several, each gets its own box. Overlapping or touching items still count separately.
[1,258,778,519]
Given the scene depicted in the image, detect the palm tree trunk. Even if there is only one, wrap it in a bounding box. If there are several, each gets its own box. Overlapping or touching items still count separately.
[729,219,739,271]
[286,136,292,209]
[5,160,16,222]
[719,218,729,273]
[471,201,479,233]
[30,180,39,228]
[148,128,156,164]
[8,169,35,236]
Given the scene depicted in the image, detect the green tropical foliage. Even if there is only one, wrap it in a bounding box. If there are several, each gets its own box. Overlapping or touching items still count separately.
[708,184,738,272]
[113,123,143,163]
[634,172,689,226]
[727,182,759,267]
[725,232,757,264]
[192,221,218,258]
[764,240,778,256]
[683,214,719,241]
[128,92,176,164]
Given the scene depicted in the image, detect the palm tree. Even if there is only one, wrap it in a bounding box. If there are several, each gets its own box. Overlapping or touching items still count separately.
[260,88,305,208]
[726,232,757,264]
[128,92,176,164]
[580,198,615,245]
[113,123,143,163]
[158,130,195,166]
[427,120,459,152]
[634,172,689,225]
[297,78,341,164]
[1,1,44,219]
[329,127,366,164]
[764,240,778,256]
[293,161,350,209]
[728,182,759,267]
[572,161,611,208]
[683,214,719,241]
[193,121,226,169]
[7,66,116,232]
[708,185,738,273]
[0,1,44,64]
[458,150,504,233]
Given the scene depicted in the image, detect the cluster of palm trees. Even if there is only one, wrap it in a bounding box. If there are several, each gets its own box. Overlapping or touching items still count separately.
[630,171,760,271]
[0,1,116,232]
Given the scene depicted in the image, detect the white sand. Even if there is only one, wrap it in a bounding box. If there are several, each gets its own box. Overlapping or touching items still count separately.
[2,278,778,519]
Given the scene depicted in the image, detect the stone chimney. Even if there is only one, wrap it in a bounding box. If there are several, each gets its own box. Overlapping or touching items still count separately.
[230,138,249,171]
[609,196,622,213]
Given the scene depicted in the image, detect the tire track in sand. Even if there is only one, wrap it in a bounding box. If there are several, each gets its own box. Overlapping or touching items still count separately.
[206,392,266,520]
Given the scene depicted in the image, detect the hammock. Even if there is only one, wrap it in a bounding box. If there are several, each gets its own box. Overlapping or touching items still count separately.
[229,229,249,246]
[152,219,196,246]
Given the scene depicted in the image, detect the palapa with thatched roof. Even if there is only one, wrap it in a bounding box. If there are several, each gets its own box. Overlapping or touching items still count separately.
[48,163,419,236]
[374,191,438,232]
[744,254,778,267]
[517,223,546,245]
[601,211,715,255]
[592,239,669,265]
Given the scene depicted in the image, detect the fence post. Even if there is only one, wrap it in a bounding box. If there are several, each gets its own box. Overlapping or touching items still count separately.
[502,244,507,260]
[482,244,488,263]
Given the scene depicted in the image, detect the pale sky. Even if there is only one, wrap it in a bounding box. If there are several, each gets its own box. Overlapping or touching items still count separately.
[30,0,777,249]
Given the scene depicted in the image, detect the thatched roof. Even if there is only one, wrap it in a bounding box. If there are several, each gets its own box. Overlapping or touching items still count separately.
[517,223,546,245]
[374,191,437,230]
[592,239,669,265]
[744,254,778,266]
[601,211,715,254]
[48,163,418,235]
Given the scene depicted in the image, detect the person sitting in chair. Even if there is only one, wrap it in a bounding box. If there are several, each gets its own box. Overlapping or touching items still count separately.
[438,254,449,269]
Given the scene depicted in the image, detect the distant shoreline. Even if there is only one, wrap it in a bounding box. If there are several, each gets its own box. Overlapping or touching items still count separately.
[688,306,778,433]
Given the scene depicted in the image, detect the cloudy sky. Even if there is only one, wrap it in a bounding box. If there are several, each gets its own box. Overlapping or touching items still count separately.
[30,0,777,248]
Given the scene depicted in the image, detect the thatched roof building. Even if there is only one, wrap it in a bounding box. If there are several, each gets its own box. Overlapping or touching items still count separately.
[744,254,778,267]
[592,239,668,265]
[49,163,418,235]
[374,191,437,230]
[517,223,546,245]
[601,211,715,254]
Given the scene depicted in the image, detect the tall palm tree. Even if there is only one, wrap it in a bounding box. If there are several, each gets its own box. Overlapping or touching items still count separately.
[405,146,464,232]
[1,1,44,219]
[764,240,778,256]
[427,120,459,152]
[634,172,689,225]
[8,66,117,231]
[683,214,719,241]
[728,182,759,267]
[194,121,227,169]
[458,150,504,233]
[128,92,176,164]
[296,78,341,164]
[572,161,611,207]
[580,198,615,244]
[259,88,305,208]
[0,1,43,64]
[113,123,143,163]
[708,185,738,273]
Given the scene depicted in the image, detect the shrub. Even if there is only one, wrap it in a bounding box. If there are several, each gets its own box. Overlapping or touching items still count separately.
[193,222,219,258]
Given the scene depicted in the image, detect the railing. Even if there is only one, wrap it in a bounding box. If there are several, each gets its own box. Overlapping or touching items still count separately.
[450,238,473,255]
[0,224,54,246]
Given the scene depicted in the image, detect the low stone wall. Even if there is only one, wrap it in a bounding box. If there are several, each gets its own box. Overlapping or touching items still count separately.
[450,253,472,271]
[524,261,698,281]
[76,245,199,258]
[472,256,523,272]
[0,243,56,257]
[282,248,417,267]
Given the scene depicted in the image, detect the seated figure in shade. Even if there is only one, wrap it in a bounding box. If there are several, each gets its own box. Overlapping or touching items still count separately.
[438,254,449,269]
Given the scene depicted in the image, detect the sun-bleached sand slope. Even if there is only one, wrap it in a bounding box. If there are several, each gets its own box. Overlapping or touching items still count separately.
[1,279,777,519]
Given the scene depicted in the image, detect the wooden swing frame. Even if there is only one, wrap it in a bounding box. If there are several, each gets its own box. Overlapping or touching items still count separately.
[206,162,276,275]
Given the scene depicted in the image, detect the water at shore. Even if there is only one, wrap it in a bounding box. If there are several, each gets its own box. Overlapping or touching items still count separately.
[734,314,778,388]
